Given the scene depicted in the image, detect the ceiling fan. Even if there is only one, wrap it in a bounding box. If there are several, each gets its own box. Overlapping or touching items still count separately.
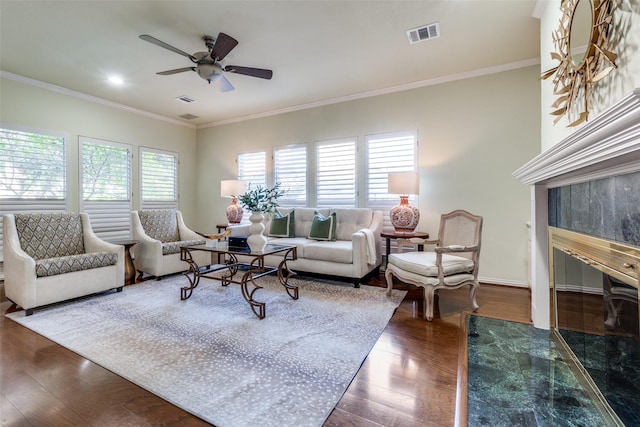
[139,33,273,92]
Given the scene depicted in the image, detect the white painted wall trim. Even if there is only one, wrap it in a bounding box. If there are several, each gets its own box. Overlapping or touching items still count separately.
[479,277,530,288]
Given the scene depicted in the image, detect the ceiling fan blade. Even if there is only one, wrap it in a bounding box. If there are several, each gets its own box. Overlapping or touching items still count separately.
[139,34,197,62]
[156,67,196,75]
[211,32,238,61]
[224,65,273,80]
[215,76,235,92]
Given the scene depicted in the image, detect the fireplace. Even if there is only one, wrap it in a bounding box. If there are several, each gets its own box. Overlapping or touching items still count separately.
[514,88,640,424]
[550,227,639,425]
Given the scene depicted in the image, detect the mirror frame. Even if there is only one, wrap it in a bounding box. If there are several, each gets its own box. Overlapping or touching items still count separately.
[541,0,618,127]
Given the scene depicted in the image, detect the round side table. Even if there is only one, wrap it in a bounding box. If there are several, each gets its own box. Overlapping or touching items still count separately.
[114,240,138,285]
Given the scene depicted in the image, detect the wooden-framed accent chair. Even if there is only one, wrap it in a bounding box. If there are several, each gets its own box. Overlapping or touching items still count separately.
[385,209,483,321]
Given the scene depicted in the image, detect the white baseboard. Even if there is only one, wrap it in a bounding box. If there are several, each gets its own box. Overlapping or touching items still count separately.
[479,276,530,288]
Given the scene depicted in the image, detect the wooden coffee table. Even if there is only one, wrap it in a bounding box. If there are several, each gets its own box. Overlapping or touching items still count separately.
[180,243,298,319]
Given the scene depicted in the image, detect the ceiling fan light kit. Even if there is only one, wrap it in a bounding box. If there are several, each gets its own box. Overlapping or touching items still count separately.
[139,32,273,92]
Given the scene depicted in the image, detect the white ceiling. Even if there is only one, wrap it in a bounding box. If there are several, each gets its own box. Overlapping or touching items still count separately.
[0,1,540,127]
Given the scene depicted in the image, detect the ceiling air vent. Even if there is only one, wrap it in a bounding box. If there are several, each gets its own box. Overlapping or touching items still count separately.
[175,95,195,104]
[407,22,440,45]
[179,113,199,120]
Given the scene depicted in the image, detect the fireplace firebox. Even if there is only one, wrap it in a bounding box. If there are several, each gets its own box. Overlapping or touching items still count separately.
[550,227,640,426]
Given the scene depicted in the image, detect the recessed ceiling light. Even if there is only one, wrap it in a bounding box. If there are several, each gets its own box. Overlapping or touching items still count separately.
[108,76,124,85]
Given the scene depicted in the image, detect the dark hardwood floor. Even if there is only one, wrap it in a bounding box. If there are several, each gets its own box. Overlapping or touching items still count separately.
[0,275,531,426]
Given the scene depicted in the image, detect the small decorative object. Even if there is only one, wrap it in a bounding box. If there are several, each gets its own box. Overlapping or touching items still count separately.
[220,180,248,224]
[540,0,618,127]
[388,171,420,232]
[238,183,285,252]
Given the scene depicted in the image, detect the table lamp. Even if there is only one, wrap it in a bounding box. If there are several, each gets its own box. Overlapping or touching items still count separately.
[388,171,420,232]
[220,180,247,224]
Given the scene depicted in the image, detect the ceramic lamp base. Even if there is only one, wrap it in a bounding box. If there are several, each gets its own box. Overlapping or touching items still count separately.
[226,198,244,224]
[390,196,420,232]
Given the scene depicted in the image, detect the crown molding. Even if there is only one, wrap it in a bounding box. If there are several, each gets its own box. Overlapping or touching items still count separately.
[199,57,541,128]
[0,70,196,129]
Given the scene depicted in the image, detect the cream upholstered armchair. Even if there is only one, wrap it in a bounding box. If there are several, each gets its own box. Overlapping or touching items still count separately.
[3,212,124,316]
[385,210,483,321]
[131,209,209,280]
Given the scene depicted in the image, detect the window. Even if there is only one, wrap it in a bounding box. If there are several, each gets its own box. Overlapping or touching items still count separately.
[0,126,69,260]
[140,148,178,210]
[316,138,357,208]
[238,151,266,190]
[365,131,418,231]
[274,145,307,207]
[80,136,132,241]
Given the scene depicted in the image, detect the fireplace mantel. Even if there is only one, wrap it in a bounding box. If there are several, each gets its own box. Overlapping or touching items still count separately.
[514,88,640,186]
[512,88,640,330]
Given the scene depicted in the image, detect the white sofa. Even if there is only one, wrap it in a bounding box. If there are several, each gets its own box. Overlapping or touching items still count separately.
[230,208,383,286]
[131,209,209,280]
[3,212,124,315]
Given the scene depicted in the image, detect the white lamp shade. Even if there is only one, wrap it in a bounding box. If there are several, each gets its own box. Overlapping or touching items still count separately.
[388,172,420,195]
[220,180,247,198]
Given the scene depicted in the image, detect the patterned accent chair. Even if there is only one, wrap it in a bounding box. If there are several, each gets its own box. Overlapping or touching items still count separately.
[131,210,208,280]
[3,212,124,316]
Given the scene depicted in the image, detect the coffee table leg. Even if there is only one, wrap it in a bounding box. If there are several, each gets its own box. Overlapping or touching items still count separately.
[278,248,298,300]
[180,249,200,300]
[241,270,266,319]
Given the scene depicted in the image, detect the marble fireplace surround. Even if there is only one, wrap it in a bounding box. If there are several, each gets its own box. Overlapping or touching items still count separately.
[514,88,640,329]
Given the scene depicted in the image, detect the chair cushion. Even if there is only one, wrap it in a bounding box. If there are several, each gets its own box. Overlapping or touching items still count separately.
[139,210,180,243]
[35,252,118,277]
[15,213,85,260]
[268,210,295,238]
[388,251,474,277]
[162,239,206,255]
[308,211,337,241]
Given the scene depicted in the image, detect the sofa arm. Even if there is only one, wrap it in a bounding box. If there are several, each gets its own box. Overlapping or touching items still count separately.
[176,211,203,241]
[80,213,124,281]
[228,224,250,236]
[3,214,38,310]
[130,211,164,272]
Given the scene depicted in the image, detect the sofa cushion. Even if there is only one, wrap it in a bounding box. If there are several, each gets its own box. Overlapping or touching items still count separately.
[138,209,180,243]
[331,208,373,241]
[308,212,337,241]
[388,252,475,277]
[35,252,118,277]
[15,213,85,260]
[264,237,315,258]
[304,240,353,264]
[268,210,295,238]
[292,208,329,237]
[162,239,206,255]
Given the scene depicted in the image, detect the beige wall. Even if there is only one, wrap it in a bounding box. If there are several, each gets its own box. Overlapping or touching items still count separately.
[196,66,541,286]
[540,0,640,150]
[0,77,199,224]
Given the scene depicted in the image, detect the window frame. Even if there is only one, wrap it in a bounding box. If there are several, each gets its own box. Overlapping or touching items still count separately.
[139,146,179,211]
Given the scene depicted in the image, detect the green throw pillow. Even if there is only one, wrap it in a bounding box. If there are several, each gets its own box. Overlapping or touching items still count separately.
[268,210,295,238]
[308,211,337,241]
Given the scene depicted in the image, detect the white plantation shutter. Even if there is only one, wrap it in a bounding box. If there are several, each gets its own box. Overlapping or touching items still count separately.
[140,148,179,211]
[80,137,132,242]
[365,131,418,232]
[238,151,267,190]
[274,145,307,207]
[316,138,356,208]
[0,126,69,261]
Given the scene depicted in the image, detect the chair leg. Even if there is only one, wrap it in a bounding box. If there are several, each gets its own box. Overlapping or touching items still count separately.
[424,286,436,321]
[384,268,395,296]
[469,283,480,312]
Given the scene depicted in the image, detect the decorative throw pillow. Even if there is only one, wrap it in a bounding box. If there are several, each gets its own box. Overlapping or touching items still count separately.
[268,210,295,237]
[308,211,337,241]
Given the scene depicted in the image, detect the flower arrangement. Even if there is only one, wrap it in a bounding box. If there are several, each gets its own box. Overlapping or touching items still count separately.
[238,183,285,214]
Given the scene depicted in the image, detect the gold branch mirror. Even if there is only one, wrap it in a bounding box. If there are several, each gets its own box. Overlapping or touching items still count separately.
[541,0,618,127]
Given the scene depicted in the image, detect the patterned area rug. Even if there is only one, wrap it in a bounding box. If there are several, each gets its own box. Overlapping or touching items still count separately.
[6,274,405,427]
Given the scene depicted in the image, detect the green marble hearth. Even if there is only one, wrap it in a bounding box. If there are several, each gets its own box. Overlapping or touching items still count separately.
[465,316,617,426]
